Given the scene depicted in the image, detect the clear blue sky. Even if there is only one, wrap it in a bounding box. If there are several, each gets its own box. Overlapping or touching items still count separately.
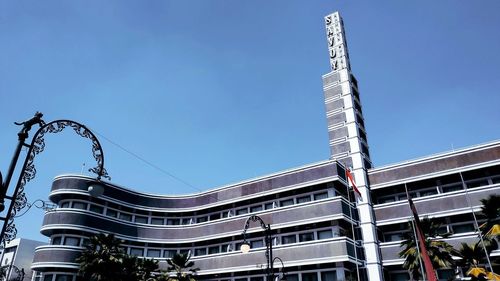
[1,1,499,241]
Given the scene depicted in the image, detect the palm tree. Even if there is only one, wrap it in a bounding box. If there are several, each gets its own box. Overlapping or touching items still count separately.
[478,194,500,237]
[77,233,160,281]
[165,252,199,281]
[77,233,126,281]
[478,195,500,274]
[399,217,456,280]
[456,242,489,281]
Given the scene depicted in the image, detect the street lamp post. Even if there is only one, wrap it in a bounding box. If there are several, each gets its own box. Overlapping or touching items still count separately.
[0,112,110,246]
[240,215,286,281]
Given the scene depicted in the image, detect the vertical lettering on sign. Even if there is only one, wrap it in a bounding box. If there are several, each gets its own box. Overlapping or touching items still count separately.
[324,12,350,72]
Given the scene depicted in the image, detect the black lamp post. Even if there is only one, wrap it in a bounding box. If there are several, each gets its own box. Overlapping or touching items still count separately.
[240,215,287,281]
[0,112,110,246]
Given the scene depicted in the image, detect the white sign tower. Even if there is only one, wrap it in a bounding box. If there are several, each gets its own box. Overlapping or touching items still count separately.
[322,12,383,281]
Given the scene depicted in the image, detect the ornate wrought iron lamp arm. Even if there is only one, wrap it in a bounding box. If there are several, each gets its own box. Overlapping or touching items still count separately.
[0,113,110,246]
[241,215,274,281]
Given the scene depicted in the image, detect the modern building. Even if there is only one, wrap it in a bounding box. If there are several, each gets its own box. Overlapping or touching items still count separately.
[0,238,45,281]
[30,11,499,281]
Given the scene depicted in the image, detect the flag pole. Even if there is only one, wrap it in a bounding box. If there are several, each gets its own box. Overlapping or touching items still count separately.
[458,172,494,273]
[405,184,426,280]
[338,161,361,281]
[404,184,438,281]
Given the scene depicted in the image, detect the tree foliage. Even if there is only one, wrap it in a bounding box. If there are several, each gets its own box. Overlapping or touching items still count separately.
[165,252,200,281]
[77,233,160,281]
[456,195,500,280]
[398,217,456,280]
[77,233,200,281]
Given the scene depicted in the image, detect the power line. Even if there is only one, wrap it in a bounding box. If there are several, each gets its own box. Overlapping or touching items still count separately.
[90,129,201,193]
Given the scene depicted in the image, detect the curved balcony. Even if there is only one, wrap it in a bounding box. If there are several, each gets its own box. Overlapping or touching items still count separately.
[41,198,352,242]
[374,186,499,224]
[31,245,82,272]
[32,238,358,274]
[49,161,341,211]
[380,235,482,265]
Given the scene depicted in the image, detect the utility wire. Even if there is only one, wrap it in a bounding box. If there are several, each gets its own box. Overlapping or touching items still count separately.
[90,129,201,193]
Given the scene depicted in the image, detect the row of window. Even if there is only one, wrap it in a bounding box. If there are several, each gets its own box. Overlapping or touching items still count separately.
[231,271,342,281]
[35,270,346,281]
[389,269,454,281]
[58,190,331,226]
[50,227,343,258]
[376,175,500,204]
[34,273,74,281]
[381,214,481,242]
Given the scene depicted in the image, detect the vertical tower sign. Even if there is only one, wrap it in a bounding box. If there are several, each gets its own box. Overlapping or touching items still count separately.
[322,11,384,281]
[325,12,350,72]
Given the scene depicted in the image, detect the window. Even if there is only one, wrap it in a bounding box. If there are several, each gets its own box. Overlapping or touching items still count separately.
[314,192,328,200]
[264,202,275,210]
[220,244,231,253]
[250,205,263,213]
[182,218,192,225]
[167,218,181,225]
[467,179,489,188]
[106,209,118,218]
[208,246,220,255]
[236,208,248,215]
[89,205,103,213]
[299,232,315,242]
[453,223,475,234]
[55,274,73,281]
[441,183,462,193]
[297,196,311,204]
[180,249,190,255]
[147,249,161,258]
[64,237,80,246]
[194,248,206,256]
[43,275,54,281]
[438,269,455,280]
[210,213,221,220]
[281,235,296,245]
[52,236,62,245]
[135,216,148,224]
[119,213,132,221]
[302,272,318,281]
[286,274,299,281]
[251,240,264,248]
[72,202,87,210]
[250,277,264,281]
[81,239,90,247]
[164,250,177,258]
[420,189,438,197]
[378,197,395,204]
[321,271,337,281]
[492,176,500,184]
[384,233,403,242]
[318,229,333,240]
[151,218,164,225]
[280,199,294,207]
[196,217,207,223]
[60,202,70,208]
[130,248,144,256]
[390,272,409,281]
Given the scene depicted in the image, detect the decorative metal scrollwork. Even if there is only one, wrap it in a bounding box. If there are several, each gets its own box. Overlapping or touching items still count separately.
[0,264,25,281]
[0,117,110,246]
[242,215,271,243]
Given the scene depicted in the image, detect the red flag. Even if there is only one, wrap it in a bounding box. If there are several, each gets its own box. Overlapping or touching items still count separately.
[345,168,362,198]
[407,194,438,281]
